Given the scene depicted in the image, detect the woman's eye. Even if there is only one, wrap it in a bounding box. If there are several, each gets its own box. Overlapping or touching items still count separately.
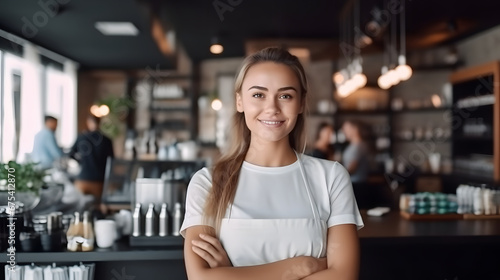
[252,93,264,98]
[280,94,292,99]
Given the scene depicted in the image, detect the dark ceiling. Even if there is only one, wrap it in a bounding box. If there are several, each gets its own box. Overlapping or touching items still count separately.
[1,0,500,70]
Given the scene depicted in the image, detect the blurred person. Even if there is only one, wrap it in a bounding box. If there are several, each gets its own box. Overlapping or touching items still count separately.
[68,115,114,210]
[31,115,63,169]
[341,119,372,184]
[310,122,334,160]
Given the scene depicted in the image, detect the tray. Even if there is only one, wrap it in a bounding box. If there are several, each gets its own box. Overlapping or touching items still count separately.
[400,211,463,220]
[463,214,500,220]
[129,235,184,247]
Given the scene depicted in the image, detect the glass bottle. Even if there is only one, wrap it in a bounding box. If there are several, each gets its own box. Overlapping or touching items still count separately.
[172,203,183,236]
[159,203,170,237]
[66,212,82,252]
[145,203,157,236]
[81,211,94,251]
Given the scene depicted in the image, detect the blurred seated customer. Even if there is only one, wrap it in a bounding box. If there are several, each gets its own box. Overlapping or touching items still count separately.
[68,115,114,211]
[310,122,334,160]
[341,120,374,208]
[341,120,373,183]
[31,115,63,169]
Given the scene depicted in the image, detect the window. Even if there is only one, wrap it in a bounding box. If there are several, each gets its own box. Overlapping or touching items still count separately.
[0,50,77,163]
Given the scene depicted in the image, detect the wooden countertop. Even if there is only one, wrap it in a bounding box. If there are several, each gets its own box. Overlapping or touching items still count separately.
[358,211,500,243]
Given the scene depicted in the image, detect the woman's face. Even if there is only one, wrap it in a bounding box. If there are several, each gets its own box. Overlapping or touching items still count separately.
[236,62,303,146]
[342,122,356,140]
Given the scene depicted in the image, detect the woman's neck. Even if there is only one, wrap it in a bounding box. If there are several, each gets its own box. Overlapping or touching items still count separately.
[245,139,297,167]
[315,139,329,151]
[349,135,362,144]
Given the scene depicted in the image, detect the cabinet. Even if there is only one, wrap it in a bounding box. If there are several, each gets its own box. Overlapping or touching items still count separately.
[450,61,500,182]
[147,75,198,141]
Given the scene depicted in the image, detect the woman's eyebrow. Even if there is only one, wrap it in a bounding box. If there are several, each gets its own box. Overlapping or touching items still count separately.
[247,86,297,92]
[248,85,268,91]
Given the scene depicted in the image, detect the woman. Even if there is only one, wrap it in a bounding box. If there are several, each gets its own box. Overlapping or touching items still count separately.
[181,47,363,280]
[341,120,372,184]
[310,122,334,160]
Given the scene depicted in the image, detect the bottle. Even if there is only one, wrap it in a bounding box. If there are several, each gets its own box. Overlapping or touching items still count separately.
[145,203,157,237]
[172,203,183,236]
[473,187,484,215]
[132,203,142,237]
[81,211,94,251]
[148,129,158,156]
[66,212,82,251]
[41,212,63,252]
[159,203,170,237]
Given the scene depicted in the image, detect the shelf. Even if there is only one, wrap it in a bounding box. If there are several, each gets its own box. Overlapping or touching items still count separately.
[453,135,493,141]
[336,109,389,115]
[0,238,184,263]
[149,107,191,112]
[393,138,451,143]
[391,106,452,113]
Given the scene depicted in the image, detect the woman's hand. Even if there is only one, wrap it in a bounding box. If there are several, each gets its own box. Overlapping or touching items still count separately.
[191,233,232,268]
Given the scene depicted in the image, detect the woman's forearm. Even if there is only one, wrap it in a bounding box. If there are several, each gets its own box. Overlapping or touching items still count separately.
[189,256,324,280]
[301,267,355,280]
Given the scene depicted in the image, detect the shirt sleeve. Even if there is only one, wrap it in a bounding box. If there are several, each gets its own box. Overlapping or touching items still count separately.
[327,162,364,230]
[180,168,215,237]
[47,132,63,159]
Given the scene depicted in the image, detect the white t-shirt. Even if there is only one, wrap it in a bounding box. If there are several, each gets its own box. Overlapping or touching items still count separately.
[180,154,364,265]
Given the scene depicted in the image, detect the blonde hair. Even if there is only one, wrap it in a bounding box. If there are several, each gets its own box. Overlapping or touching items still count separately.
[204,47,309,234]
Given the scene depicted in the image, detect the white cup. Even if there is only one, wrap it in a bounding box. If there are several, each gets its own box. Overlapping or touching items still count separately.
[95,219,118,248]
[428,153,441,174]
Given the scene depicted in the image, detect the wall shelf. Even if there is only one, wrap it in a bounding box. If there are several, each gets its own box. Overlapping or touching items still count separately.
[450,60,500,182]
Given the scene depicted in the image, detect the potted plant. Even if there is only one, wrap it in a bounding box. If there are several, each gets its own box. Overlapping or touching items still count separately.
[0,161,46,210]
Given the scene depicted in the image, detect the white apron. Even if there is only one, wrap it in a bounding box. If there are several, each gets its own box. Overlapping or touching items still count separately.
[219,154,327,267]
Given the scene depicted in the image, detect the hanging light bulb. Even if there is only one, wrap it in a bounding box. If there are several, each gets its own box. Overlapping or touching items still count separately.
[351,57,367,89]
[396,55,413,81]
[352,73,367,89]
[210,37,223,54]
[211,98,223,111]
[337,84,350,98]
[378,66,391,90]
[333,71,345,85]
[395,0,412,81]
[386,68,400,86]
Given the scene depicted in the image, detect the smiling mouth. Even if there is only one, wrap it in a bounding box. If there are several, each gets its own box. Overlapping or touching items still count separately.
[259,120,285,126]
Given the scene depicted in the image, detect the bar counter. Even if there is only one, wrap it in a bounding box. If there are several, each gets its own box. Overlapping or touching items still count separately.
[2,212,500,280]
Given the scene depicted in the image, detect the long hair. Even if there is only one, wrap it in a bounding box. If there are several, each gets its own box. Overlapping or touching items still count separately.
[204,47,309,234]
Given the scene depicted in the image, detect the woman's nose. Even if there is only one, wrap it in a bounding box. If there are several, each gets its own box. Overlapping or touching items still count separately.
[265,98,280,114]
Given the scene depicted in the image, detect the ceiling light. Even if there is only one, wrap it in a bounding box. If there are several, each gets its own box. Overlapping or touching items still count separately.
[95,22,139,36]
[395,55,413,81]
[211,99,223,111]
[333,71,346,85]
[210,37,223,54]
[377,66,391,89]
[395,1,412,81]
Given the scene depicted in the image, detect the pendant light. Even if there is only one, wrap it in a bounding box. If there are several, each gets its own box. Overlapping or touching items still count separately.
[210,37,223,54]
[387,7,400,87]
[335,0,366,98]
[395,0,412,81]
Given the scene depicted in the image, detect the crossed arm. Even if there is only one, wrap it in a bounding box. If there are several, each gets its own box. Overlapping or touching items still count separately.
[183,224,359,280]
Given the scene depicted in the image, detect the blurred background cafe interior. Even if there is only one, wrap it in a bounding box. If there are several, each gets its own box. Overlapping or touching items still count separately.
[1,0,500,279]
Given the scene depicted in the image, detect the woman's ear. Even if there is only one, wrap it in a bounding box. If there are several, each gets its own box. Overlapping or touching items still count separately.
[236,93,244,113]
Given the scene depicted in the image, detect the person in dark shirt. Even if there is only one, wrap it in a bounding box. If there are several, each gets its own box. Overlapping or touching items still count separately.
[69,115,114,208]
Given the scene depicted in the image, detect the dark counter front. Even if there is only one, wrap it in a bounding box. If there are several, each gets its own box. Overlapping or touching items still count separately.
[2,213,500,280]
[358,211,500,280]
